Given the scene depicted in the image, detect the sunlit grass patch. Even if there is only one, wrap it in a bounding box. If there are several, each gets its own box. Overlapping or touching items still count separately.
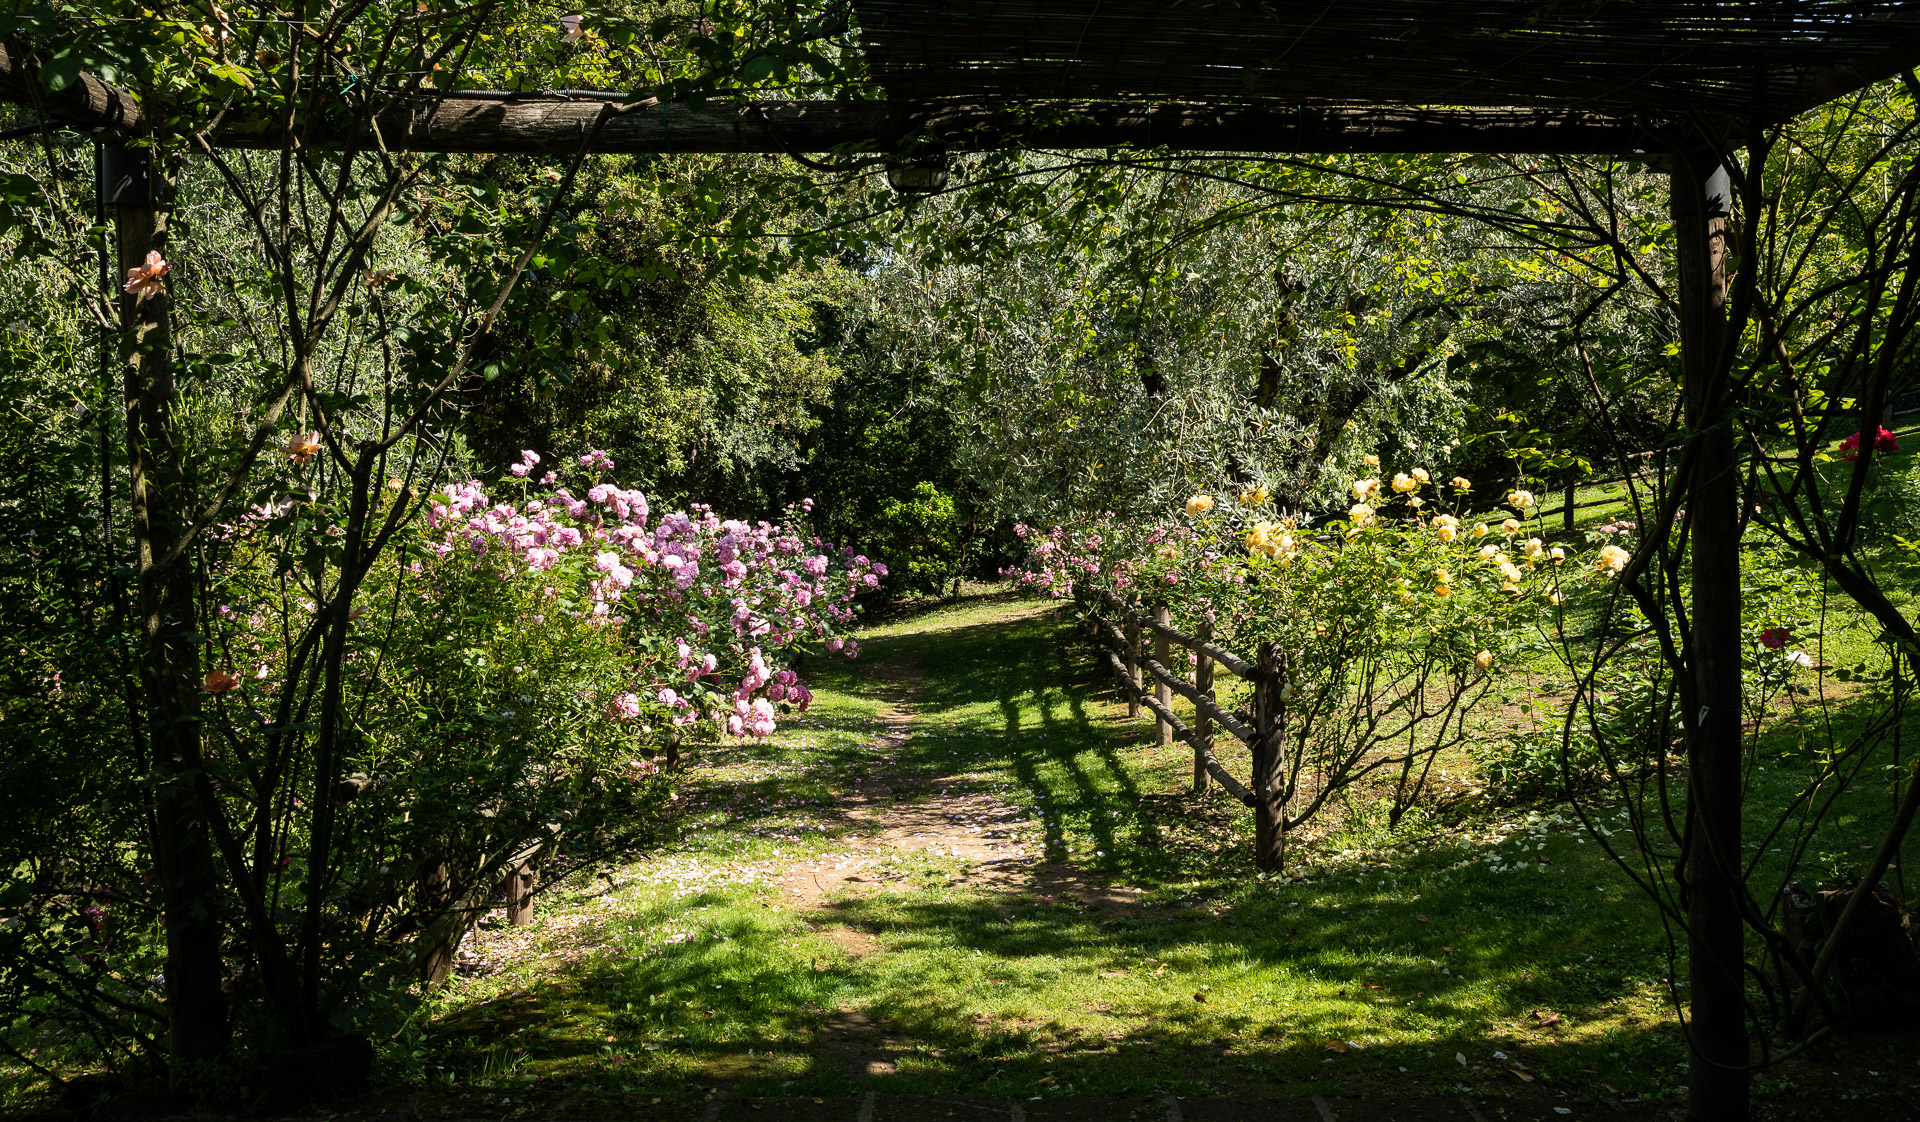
[412,587,1916,1108]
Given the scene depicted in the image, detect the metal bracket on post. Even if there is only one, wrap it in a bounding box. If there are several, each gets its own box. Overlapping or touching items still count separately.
[100,145,150,207]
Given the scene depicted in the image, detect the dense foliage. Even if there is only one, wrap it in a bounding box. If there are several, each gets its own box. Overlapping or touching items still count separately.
[0,0,1917,1115]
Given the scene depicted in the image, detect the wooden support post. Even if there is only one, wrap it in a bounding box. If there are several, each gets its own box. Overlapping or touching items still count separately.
[1194,618,1215,795]
[1671,153,1748,1122]
[1562,470,1578,534]
[1125,616,1142,719]
[112,144,233,1087]
[1251,642,1285,871]
[1153,604,1174,747]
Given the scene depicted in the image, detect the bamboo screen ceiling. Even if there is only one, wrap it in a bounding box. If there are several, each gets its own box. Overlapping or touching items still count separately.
[851,1,1920,119]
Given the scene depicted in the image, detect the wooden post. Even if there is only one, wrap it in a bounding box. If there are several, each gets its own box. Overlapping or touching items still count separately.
[1251,642,1284,871]
[418,859,455,984]
[1194,617,1215,795]
[1153,604,1174,747]
[1562,469,1577,534]
[1672,152,1748,1122]
[505,862,537,926]
[113,145,233,1087]
[1125,615,1142,719]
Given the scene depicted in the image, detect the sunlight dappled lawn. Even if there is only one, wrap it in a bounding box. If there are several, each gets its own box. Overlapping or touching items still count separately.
[416,681,894,1092]
[412,589,1919,1108]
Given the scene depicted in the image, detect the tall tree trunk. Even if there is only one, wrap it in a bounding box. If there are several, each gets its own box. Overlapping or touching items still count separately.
[113,145,230,1093]
[1672,153,1749,1122]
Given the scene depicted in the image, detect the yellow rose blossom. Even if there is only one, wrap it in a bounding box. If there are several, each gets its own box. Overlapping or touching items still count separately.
[1411,467,1430,483]
[1351,478,1381,501]
[1508,489,1536,511]
[1407,495,1425,509]
[1435,585,1453,598]
[1478,544,1503,560]
[1474,650,1494,671]
[1502,579,1520,594]
[1364,454,1381,468]
[1391,472,1418,493]
[1523,537,1544,559]
[1450,476,1472,492]
[1472,522,1490,539]
[1185,494,1215,516]
[1238,484,1270,507]
[1548,546,1565,562]
[1433,567,1452,584]
[1597,544,1631,576]
[1433,514,1460,542]
[1500,517,1521,537]
[1549,590,1566,605]
[1348,503,1375,528]
[1245,522,1297,561]
[1499,559,1524,582]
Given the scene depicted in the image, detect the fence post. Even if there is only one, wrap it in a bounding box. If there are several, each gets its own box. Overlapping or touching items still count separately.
[418,858,455,983]
[1125,614,1142,719]
[1153,603,1174,747]
[1252,641,1285,871]
[1194,617,1214,795]
[1562,470,1577,534]
[505,861,537,926]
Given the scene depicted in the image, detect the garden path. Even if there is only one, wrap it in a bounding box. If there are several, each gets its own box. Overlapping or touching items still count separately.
[766,614,1144,930]
[333,590,1908,1122]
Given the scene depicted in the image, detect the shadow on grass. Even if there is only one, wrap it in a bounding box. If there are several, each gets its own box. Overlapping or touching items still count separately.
[427,852,1694,1102]
[420,590,1920,1107]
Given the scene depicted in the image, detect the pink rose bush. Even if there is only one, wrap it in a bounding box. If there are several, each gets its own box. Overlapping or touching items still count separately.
[412,457,882,740]
[188,452,887,980]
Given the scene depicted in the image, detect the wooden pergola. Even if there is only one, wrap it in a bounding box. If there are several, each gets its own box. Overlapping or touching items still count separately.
[12,2,1920,155]
[8,5,1920,1119]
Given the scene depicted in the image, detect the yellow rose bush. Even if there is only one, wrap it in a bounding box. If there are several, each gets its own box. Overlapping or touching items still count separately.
[1011,469,1591,832]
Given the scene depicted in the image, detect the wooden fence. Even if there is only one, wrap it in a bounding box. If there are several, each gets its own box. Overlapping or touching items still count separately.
[1085,589,1291,871]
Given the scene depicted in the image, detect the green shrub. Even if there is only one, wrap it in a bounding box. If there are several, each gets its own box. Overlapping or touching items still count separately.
[872,482,961,597]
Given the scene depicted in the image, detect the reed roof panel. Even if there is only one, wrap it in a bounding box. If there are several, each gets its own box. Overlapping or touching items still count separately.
[852,1,1920,118]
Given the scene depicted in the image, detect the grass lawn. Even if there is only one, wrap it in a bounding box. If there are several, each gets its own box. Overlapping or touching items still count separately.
[399,588,1920,1117]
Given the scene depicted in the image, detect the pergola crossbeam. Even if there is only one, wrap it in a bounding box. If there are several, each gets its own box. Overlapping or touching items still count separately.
[0,44,1666,156]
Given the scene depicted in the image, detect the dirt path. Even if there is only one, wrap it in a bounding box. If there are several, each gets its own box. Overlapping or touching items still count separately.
[768,603,1147,947]
[768,695,1038,915]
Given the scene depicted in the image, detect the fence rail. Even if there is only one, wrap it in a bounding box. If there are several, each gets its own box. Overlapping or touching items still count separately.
[1087,590,1289,871]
